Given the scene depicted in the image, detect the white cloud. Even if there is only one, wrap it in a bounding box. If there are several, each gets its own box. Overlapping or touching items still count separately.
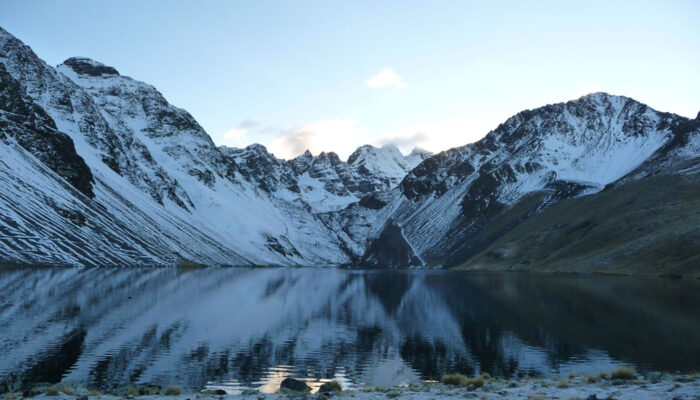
[217,113,504,161]
[222,127,247,145]
[376,132,429,151]
[374,115,504,155]
[220,119,261,147]
[268,118,366,160]
[366,68,407,89]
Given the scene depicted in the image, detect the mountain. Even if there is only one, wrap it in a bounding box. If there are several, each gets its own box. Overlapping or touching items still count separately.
[0,27,428,266]
[0,26,698,274]
[349,93,700,272]
[219,143,428,213]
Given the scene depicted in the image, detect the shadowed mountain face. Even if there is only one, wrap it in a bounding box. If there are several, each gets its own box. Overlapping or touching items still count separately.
[0,63,94,198]
[455,162,700,275]
[0,25,698,270]
[1,268,698,393]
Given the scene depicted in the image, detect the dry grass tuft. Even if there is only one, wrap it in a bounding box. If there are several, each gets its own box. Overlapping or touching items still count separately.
[610,367,636,380]
[164,386,182,396]
[441,373,485,387]
[318,381,343,393]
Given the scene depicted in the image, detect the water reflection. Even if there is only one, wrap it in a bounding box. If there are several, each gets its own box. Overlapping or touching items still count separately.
[0,268,698,393]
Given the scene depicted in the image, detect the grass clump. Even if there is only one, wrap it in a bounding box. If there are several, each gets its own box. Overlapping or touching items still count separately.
[44,387,60,396]
[140,386,161,395]
[124,386,140,397]
[2,393,21,400]
[441,373,485,387]
[59,384,75,395]
[610,367,636,380]
[588,371,609,383]
[164,386,182,396]
[528,396,546,400]
[318,381,342,393]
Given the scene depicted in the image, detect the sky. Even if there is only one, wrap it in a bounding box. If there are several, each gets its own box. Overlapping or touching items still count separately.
[1,0,699,160]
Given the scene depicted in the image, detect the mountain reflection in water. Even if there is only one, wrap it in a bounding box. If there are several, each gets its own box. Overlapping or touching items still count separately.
[0,267,698,393]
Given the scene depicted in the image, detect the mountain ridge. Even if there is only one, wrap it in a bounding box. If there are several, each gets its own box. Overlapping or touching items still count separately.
[0,26,698,273]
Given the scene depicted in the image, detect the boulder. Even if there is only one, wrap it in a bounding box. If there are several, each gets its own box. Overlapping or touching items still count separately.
[280,378,310,392]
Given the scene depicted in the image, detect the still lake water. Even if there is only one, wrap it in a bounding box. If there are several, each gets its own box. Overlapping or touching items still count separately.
[0,267,699,393]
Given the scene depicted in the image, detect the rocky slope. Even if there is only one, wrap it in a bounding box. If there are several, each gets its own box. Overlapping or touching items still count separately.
[352,93,700,270]
[0,26,697,271]
[219,143,428,213]
[456,161,700,276]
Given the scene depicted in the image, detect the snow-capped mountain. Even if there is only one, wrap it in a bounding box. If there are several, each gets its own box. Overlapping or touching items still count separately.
[0,28,336,266]
[354,93,700,268]
[348,145,430,189]
[219,143,430,213]
[0,26,697,269]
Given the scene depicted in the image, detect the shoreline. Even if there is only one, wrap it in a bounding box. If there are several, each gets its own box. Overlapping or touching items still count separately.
[4,374,699,400]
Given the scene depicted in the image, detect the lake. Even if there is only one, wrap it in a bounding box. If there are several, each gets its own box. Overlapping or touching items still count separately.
[0,267,698,394]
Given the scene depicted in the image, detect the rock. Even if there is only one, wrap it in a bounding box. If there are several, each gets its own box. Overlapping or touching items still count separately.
[78,395,88,400]
[586,395,598,400]
[466,384,477,391]
[645,371,662,383]
[203,389,227,395]
[280,378,311,392]
[62,57,120,76]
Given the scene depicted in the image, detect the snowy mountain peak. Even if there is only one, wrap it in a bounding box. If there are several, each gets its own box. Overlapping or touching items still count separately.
[405,147,432,166]
[408,147,431,157]
[344,143,430,189]
[348,144,401,165]
[61,57,120,76]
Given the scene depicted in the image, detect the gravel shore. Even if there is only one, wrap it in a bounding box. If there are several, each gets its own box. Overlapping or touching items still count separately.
[4,374,699,400]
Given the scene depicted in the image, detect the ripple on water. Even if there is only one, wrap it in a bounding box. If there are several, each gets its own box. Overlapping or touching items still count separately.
[1,268,699,392]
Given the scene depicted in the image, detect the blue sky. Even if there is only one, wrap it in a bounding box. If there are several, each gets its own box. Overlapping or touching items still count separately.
[1,0,699,159]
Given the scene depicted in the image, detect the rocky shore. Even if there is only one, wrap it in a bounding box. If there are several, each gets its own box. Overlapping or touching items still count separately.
[2,373,699,400]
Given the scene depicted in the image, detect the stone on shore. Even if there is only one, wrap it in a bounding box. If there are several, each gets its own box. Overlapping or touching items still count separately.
[279,378,311,392]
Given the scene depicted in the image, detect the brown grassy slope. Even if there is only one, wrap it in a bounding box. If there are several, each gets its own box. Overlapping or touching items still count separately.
[454,163,700,277]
